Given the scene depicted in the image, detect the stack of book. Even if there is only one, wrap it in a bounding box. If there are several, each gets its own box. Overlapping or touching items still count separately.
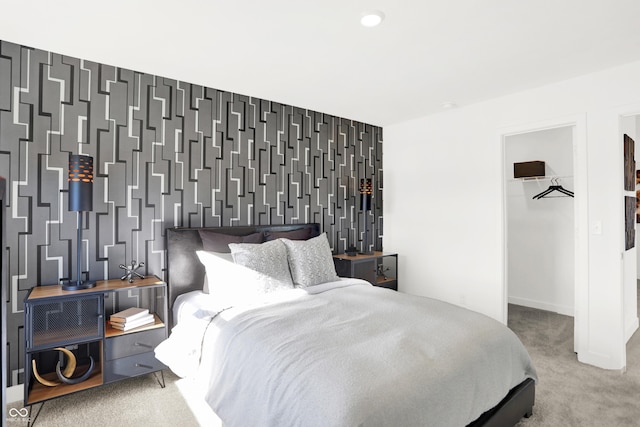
[109,307,155,331]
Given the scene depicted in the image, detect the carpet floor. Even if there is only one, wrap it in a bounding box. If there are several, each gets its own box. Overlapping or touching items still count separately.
[6,371,201,427]
[510,304,640,427]
[7,304,640,426]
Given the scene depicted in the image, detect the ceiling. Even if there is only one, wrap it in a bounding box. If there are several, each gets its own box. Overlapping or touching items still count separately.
[1,0,640,126]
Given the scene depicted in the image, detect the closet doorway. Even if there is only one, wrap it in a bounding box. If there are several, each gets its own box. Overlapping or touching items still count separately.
[503,124,579,351]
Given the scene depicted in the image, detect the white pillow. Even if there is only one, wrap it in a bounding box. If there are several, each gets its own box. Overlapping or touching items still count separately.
[281,233,339,287]
[196,250,290,307]
[228,239,295,291]
[200,252,233,294]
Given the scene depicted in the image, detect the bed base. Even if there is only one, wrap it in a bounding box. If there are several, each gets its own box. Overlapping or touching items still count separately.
[468,377,535,426]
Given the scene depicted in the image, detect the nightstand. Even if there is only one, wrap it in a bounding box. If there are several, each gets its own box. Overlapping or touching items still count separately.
[333,252,398,290]
[23,276,168,410]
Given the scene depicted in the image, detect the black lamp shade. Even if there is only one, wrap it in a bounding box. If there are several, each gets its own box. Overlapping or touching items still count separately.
[68,154,93,212]
[360,178,372,211]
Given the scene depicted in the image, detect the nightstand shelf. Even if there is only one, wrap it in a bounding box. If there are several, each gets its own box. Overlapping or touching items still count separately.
[376,275,397,288]
[333,251,398,291]
[104,313,164,338]
[25,358,103,404]
[24,276,168,408]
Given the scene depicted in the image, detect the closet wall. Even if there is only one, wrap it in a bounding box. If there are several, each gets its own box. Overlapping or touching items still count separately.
[506,126,575,315]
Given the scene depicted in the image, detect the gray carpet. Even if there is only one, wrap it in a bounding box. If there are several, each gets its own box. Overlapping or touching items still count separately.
[6,371,201,427]
[7,305,640,426]
[510,304,640,427]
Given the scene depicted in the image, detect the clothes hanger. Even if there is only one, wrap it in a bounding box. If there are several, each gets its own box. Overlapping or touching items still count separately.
[532,177,574,199]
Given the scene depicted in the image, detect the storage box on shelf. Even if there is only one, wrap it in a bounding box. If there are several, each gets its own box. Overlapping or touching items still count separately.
[513,161,545,178]
[23,276,168,406]
[333,252,398,291]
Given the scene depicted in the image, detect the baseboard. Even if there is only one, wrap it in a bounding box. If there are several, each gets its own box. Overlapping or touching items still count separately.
[625,317,639,343]
[577,349,625,371]
[508,296,574,317]
[6,384,23,404]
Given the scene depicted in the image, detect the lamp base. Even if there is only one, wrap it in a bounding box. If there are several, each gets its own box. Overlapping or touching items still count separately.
[61,280,96,291]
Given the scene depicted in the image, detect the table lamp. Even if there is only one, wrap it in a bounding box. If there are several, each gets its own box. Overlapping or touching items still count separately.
[62,154,96,290]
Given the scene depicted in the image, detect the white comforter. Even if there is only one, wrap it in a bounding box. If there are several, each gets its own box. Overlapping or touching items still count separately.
[155,279,536,427]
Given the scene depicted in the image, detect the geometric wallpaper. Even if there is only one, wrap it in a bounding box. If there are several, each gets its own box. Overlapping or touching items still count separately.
[0,40,383,387]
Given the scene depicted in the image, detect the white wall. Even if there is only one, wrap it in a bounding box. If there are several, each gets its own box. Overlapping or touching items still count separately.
[384,60,640,370]
[505,127,575,316]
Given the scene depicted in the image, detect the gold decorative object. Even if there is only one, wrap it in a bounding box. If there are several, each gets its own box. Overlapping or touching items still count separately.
[32,347,94,387]
[32,359,60,387]
[55,347,77,377]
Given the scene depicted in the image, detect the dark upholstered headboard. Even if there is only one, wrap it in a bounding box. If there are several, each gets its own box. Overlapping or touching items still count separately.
[165,223,321,318]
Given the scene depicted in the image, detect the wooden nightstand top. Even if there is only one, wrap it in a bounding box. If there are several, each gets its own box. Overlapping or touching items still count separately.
[333,251,397,261]
[26,276,164,300]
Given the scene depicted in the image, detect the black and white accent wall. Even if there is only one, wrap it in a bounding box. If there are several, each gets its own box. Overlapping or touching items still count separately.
[0,40,383,386]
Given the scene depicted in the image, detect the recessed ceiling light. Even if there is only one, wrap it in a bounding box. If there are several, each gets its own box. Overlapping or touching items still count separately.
[441,102,458,109]
[360,11,385,27]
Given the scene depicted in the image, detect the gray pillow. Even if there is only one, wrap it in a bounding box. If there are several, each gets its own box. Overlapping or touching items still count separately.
[198,230,264,253]
[264,228,313,242]
[281,233,339,287]
[228,239,294,292]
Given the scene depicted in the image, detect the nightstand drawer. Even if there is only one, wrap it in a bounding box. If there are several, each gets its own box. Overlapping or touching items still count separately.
[103,351,165,384]
[104,328,166,361]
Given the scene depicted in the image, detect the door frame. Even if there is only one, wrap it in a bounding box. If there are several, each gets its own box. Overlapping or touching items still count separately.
[618,107,640,343]
[500,114,588,355]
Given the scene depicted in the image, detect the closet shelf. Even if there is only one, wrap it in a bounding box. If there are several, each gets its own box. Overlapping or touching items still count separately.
[509,175,573,183]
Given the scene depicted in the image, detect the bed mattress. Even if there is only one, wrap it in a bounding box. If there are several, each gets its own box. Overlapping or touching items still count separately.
[156,279,536,427]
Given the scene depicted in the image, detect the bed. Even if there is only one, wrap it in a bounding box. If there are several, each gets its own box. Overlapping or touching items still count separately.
[156,223,536,427]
